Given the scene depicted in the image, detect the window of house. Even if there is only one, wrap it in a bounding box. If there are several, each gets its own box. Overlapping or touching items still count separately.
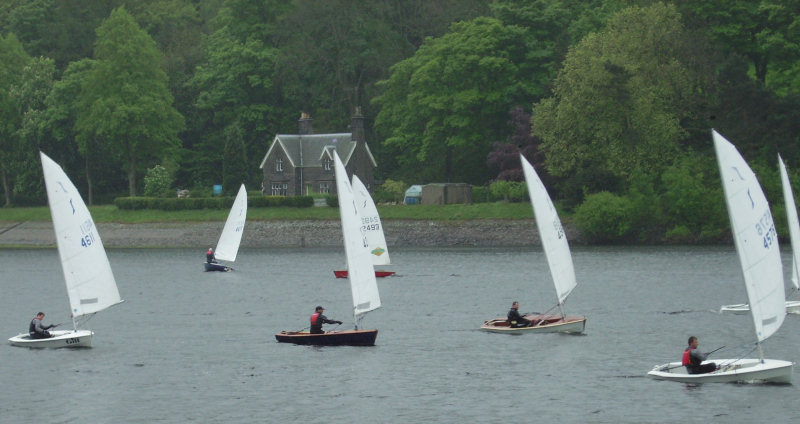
[319,182,330,194]
[323,158,332,171]
[275,158,283,172]
[271,183,287,196]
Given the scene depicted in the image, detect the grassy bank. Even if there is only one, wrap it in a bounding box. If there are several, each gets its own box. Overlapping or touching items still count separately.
[0,202,537,224]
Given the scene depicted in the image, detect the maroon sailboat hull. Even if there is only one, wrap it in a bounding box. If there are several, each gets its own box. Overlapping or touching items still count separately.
[333,270,395,278]
[275,329,378,346]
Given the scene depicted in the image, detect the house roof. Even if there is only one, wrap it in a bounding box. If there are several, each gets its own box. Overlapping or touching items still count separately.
[259,133,377,169]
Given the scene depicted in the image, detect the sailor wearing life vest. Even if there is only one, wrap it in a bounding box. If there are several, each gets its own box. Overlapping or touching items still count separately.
[310,306,342,334]
[206,248,216,264]
[682,336,716,374]
[507,301,531,328]
[29,312,56,339]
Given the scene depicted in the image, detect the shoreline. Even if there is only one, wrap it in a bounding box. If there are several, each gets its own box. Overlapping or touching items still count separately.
[0,219,572,248]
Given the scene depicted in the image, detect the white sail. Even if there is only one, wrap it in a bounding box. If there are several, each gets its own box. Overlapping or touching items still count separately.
[520,155,577,305]
[351,175,391,266]
[40,152,122,318]
[713,130,785,342]
[779,156,800,290]
[214,184,247,262]
[334,152,381,322]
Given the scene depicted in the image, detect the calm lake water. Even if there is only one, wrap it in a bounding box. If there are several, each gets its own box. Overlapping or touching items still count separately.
[1,246,799,423]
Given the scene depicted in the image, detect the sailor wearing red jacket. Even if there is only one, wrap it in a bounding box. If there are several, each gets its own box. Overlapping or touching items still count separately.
[310,306,342,334]
[682,336,717,374]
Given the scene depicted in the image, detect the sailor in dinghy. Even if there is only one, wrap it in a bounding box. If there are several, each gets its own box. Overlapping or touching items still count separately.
[28,312,58,339]
[648,130,794,384]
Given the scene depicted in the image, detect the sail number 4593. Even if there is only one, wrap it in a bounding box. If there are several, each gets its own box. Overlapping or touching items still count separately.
[756,211,777,249]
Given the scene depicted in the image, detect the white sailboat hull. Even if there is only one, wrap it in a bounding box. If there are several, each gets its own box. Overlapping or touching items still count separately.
[480,315,586,334]
[648,359,793,384]
[8,330,93,348]
[720,301,800,315]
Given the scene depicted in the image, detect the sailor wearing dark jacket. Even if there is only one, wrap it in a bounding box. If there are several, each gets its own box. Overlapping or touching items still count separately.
[309,306,342,334]
[682,336,717,374]
[507,301,531,328]
[29,312,56,339]
[206,248,216,264]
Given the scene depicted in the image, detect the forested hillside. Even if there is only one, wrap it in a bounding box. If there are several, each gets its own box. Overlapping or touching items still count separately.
[1,0,799,242]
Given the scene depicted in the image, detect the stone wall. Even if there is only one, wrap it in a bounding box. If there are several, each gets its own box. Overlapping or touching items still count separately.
[0,220,580,248]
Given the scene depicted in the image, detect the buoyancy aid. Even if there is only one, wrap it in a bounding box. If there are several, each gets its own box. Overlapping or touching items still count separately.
[310,312,320,326]
[29,319,37,335]
[682,347,693,366]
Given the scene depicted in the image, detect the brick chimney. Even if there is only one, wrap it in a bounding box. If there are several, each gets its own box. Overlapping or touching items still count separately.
[351,106,365,142]
[298,112,313,135]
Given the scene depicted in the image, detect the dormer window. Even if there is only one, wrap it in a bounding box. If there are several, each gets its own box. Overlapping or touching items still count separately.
[275,158,283,172]
[323,158,332,171]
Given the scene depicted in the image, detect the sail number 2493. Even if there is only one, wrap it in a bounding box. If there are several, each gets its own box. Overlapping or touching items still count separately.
[756,211,777,249]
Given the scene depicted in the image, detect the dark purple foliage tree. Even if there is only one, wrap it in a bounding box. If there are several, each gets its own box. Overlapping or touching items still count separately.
[487,106,544,182]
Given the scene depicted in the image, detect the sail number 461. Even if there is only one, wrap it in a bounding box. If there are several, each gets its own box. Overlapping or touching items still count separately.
[80,232,96,248]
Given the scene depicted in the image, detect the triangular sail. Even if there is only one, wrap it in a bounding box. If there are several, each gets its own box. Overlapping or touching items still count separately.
[334,152,381,323]
[779,156,800,290]
[713,130,785,342]
[520,155,577,305]
[214,184,247,262]
[351,175,391,266]
[40,152,122,319]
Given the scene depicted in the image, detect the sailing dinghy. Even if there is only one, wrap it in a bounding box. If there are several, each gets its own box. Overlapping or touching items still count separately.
[648,130,793,383]
[205,184,247,272]
[276,151,381,346]
[9,152,123,348]
[720,156,800,315]
[333,175,395,278]
[480,155,586,334]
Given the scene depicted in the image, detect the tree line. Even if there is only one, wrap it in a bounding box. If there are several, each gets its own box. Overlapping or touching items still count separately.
[1,0,800,242]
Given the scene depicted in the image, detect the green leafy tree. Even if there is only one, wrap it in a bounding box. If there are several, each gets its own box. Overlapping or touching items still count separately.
[0,32,30,206]
[677,0,800,92]
[374,17,538,184]
[43,58,95,203]
[489,0,628,97]
[533,3,716,201]
[660,153,727,238]
[377,179,406,204]
[76,7,184,196]
[489,180,526,202]
[573,191,635,243]
[143,164,172,197]
[42,58,127,205]
[185,0,287,189]
[273,0,408,129]
[222,121,249,194]
[1,0,114,70]
[9,55,55,204]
